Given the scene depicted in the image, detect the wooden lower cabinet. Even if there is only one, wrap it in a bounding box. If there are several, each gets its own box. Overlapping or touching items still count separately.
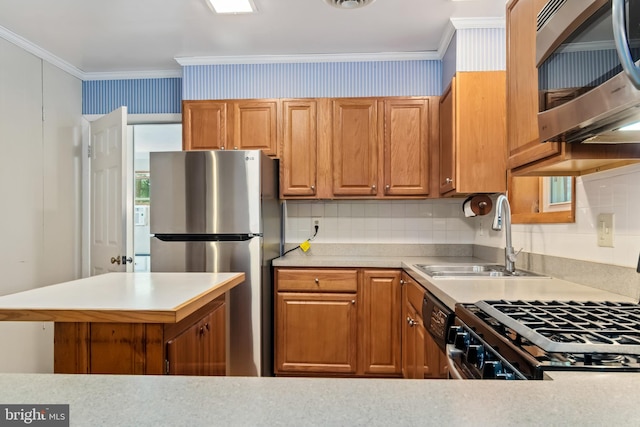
[165,300,226,376]
[54,295,226,376]
[274,268,402,377]
[401,272,447,379]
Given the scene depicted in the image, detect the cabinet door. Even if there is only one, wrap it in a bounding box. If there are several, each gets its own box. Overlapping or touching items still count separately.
[331,98,378,196]
[506,0,560,169]
[231,100,279,156]
[281,100,318,197]
[439,81,456,194]
[383,99,430,196]
[424,331,448,379]
[182,100,228,151]
[166,320,205,375]
[201,300,226,376]
[361,270,402,376]
[275,292,358,374]
[166,299,225,376]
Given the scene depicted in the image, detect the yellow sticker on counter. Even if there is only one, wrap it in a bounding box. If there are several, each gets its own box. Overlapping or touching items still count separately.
[300,240,311,252]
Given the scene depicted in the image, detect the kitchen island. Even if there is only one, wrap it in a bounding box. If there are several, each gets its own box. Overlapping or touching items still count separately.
[0,272,245,375]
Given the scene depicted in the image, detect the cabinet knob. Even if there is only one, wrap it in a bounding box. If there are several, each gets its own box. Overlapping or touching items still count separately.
[351,300,356,305]
[407,316,418,327]
[445,177,452,184]
[234,146,238,150]
[371,184,377,191]
[220,146,225,150]
[314,278,319,284]
[310,185,315,191]
[385,184,390,192]
[400,279,405,285]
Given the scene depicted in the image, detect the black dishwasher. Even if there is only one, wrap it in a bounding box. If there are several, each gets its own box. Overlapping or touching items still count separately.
[422,289,455,352]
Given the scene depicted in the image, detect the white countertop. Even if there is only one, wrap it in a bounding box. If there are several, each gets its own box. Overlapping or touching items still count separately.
[0,272,245,323]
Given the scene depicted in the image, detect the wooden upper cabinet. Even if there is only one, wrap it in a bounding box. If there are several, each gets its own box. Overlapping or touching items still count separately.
[506,0,559,170]
[182,99,278,156]
[439,81,455,194]
[331,98,379,196]
[182,100,227,151]
[280,100,318,197]
[383,99,431,196]
[230,100,279,156]
[439,72,507,195]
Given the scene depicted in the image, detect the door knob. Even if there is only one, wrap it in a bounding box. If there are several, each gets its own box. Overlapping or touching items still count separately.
[110,256,121,265]
[122,256,133,264]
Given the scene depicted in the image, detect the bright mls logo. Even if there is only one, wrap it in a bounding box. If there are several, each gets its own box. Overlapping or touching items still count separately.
[0,405,68,426]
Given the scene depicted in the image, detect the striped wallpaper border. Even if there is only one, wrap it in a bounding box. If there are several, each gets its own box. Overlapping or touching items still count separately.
[82,78,182,115]
[455,28,506,72]
[182,61,442,100]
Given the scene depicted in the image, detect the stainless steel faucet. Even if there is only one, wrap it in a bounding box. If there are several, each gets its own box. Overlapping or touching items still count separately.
[492,194,520,274]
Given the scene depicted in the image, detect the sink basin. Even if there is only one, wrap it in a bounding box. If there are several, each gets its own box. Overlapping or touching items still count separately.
[413,264,549,278]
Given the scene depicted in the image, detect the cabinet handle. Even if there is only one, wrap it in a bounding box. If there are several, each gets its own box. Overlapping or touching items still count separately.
[205,323,210,331]
[407,316,418,327]
[445,177,452,184]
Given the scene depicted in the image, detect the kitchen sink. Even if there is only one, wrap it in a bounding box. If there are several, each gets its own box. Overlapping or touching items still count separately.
[413,264,549,278]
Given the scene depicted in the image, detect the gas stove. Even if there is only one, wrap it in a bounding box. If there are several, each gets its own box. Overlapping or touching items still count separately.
[450,300,640,380]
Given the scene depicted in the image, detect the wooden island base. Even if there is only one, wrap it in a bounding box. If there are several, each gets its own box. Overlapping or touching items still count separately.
[54,295,226,376]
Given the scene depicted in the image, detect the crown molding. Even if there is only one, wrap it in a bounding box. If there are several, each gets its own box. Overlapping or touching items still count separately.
[437,17,506,59]
[0,24,84,80]
[175,51,440,66]
[449,16,506,30]
[82,69,183,81]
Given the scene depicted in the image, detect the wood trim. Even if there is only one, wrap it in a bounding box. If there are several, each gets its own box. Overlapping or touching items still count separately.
[54,323,89,374]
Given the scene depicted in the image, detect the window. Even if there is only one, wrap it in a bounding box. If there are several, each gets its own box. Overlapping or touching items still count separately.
[542,176,572,213]
[135,172,150,205]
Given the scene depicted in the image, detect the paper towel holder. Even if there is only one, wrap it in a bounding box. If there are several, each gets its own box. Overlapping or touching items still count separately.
[462,194,493,217]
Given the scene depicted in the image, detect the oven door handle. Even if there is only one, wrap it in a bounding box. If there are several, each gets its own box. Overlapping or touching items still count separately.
[613,0,640,89]
[446,344,464,380]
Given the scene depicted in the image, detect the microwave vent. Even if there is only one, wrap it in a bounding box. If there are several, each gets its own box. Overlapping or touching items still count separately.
[537,0,568,31]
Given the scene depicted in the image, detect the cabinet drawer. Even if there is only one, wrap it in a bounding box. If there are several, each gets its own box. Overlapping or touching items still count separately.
[276,269,358,292]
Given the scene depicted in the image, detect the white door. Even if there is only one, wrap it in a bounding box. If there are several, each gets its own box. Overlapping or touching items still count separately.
[89,107,133,275]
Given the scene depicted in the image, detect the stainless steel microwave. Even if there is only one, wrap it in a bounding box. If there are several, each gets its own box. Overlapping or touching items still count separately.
[537,0,640,143]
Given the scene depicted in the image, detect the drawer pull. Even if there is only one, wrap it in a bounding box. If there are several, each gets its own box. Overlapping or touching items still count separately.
[314,278,319,284]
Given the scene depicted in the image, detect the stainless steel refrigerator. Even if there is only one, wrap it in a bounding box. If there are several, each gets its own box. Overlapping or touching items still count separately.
[149,150,281,377]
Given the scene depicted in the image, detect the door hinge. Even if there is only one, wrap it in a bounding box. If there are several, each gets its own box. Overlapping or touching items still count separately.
[165,359,170,374]
[87,144,92,158]
[42,106,45,122]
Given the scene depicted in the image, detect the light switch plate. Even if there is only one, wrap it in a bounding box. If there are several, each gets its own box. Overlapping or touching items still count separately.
[597,213,614,247]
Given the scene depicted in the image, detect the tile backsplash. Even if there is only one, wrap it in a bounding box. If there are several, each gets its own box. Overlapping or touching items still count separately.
[474,163,640,269]
[284,199,475,245]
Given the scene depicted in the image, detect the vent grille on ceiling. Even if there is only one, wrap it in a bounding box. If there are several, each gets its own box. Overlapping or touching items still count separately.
[325,0,376,9]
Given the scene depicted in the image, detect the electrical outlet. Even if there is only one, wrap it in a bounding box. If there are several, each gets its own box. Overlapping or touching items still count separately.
[312,217,321,228]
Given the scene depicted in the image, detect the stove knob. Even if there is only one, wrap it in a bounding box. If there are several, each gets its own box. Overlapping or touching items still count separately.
[454,332,470,352]
[482,360,503,379]
[466,344,484,367]
[447,326,462,344]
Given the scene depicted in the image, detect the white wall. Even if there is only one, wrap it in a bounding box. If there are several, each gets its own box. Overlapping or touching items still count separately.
[0,38,83,372]
[474,163,640,269]
[284,199,475,245]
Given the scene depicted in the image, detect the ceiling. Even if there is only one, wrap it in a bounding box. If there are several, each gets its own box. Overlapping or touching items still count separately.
[0,0,506,78]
